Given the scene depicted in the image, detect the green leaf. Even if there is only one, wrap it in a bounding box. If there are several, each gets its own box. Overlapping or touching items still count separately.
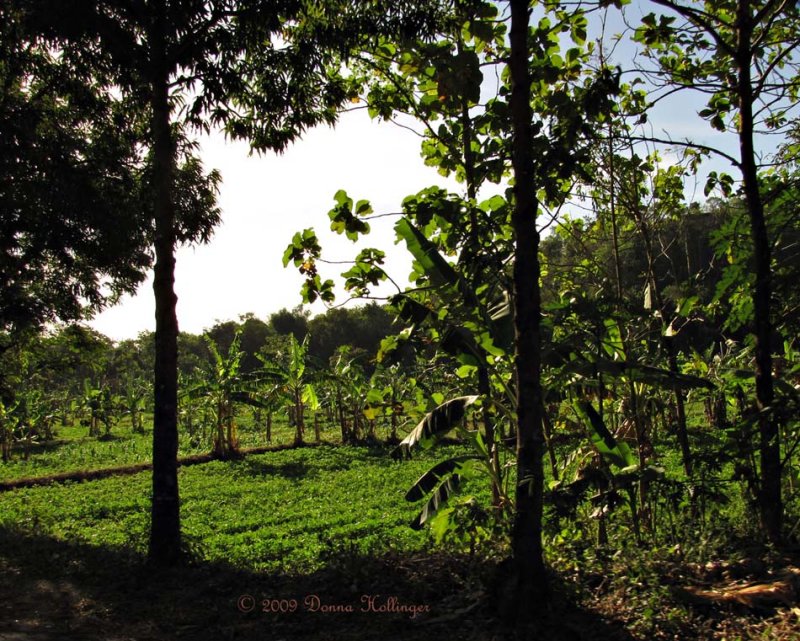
[391,395,478,460]
[390,294,432,325]
[410,475,462,530]
[488,295,514,352]
[677,296,699,317]
[575,401,635,469]
[564,356,714,390]
[302,384,319,411]
[355,199,372,215]
[602,319,626,360]
[405,455,481,502]
[394,217,459,288]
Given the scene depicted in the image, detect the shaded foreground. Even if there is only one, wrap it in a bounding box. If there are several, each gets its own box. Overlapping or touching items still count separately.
[2,527,799,641]
[0,528,640,641]
[0,444,798,640]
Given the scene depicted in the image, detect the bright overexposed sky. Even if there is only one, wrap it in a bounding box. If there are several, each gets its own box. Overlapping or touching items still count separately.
[89,109,460,340]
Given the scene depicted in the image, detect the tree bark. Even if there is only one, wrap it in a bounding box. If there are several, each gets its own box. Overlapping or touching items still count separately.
[508,0,547,628]
[148,0,181,566]
[735,0,781,543]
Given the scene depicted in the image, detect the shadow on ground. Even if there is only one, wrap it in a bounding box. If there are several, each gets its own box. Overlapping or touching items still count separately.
[0,527,638,641]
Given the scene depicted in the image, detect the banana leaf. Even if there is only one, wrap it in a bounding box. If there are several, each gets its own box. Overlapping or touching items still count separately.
[391,395,478,460]
[395,217,460,289]
[488,296,514,353]
[390,293,432,326]
[230,390,272,409]
[405,455,481,502]
[410,475,462,530]
[575,401,635,469]
[564,357,714,390]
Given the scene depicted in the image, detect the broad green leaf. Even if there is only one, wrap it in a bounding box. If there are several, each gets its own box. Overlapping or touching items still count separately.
[395,217,459,289]
[410,475,462,530]
[302,384,319,411]
[405,455,481,502]
[602,319,626,360]
[564,356,714,390]
[391,395,478,460]
[677,296,699,317]
[575,401,635,469]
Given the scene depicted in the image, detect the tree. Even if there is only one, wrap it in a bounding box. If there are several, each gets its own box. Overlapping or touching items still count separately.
[0,5,151,339]
[507,0,547,622]
[634,0,800,543]
[283,1,620,627]
[269,307,310,344]
[307,303,394,364]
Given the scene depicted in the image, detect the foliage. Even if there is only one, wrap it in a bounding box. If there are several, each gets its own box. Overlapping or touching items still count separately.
[0,5,152,336]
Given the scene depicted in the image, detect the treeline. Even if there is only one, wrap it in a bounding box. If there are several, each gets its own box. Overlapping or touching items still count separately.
[0,303,394,408]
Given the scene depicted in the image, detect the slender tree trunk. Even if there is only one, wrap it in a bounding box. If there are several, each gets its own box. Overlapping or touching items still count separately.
[479,367,502,509]
[736,0,780,542]
[508,0,548,627]
[606,131,624,301]
[337,391,348,443]
[634,208,693,481]
[148,2,181,566]
[226,406,237,456]
[457,44,502,513]
[541,404,559,481]
[294,391,304,445]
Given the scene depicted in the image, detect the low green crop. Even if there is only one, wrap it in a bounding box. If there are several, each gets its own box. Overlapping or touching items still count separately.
[0,444,486,574]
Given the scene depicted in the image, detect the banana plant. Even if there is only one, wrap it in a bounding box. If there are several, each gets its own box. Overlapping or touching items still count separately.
[364,363,417,442]
[80,379,106,437]
[119,375,150,434]
[258,333,320,446]
[0,398,16,462]
[185,330,266,458]
[390,395,512,531]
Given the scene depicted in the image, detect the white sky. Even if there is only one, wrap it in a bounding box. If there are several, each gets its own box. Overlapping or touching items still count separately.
[89,110,460,340]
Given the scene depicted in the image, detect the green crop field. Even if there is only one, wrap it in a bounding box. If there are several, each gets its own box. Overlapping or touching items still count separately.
[0,445,488,572]
[0,414,310,483]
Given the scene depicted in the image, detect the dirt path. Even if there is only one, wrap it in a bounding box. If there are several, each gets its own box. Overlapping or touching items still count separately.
[0,442,320,493]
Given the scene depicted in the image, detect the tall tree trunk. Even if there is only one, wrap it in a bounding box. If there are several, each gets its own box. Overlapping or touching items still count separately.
[458,64,502,511]
[508,0,547,627]
[736,0,780,543]
[632,205,693,482]
[148,2,181,566]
